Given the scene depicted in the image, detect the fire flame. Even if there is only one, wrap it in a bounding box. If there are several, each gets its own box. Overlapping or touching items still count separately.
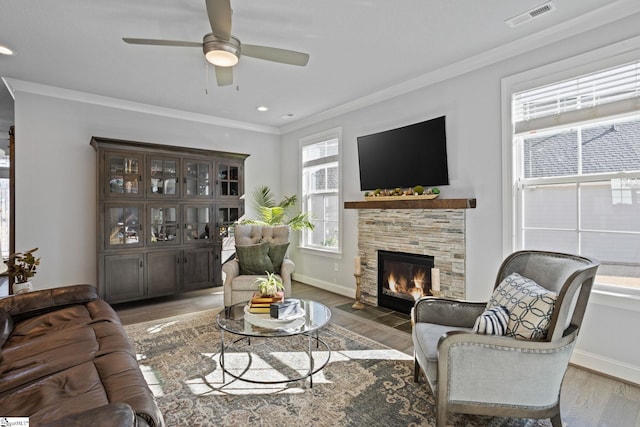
[388,272,398,293]
[409,288,423,301]
[387,272,408,294]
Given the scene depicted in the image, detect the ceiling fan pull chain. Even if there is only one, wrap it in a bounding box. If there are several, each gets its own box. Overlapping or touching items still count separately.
[205,61,209,95]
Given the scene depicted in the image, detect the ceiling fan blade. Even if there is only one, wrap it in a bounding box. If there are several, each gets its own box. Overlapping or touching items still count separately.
[123,38,202,48]
[242,44,309,66]
[206,0,232,40]
[215,65,233,86]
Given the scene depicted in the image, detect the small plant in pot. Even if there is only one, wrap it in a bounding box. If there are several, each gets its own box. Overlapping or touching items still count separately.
[253,272,284,297]
[6,247,40,294]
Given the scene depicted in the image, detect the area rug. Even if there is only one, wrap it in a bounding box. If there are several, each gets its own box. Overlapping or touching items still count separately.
[124,309,551,427]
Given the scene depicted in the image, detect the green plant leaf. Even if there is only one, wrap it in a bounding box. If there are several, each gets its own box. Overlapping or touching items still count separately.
[252,185,275,209]
[7,248,40,284]
[257,205,286,225]
[242,185,314,232]
[278,194,297,209]
[287,212,315,231]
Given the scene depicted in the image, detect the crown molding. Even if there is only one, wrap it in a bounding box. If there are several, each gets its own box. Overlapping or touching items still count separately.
[3,78,281,135]
[280,0,640,134]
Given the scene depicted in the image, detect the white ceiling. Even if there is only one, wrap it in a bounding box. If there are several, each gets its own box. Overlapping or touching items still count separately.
[0,0,638,134]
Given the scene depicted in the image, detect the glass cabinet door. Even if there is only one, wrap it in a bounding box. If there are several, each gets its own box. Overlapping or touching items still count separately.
[217,204,243,262]
[184,160,211,198]
[217,162,241,197]
[149,157,178,197]
[105,205,143,249]
[183,206,211,243]
[105,152,143,197]
[149,205,179,245]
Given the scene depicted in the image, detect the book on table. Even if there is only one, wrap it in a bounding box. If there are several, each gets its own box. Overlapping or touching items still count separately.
[248,292,284,313]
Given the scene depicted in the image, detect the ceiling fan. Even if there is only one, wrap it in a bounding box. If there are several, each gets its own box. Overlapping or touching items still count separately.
[123,0,310,86]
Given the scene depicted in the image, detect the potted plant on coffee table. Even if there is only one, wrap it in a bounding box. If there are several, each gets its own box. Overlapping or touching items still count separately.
[253,271,285,297]
[6,247,40,294]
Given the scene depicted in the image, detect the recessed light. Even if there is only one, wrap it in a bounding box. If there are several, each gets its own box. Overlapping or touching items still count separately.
[281,113,294,119]
[0,45,14,56]
[256,106,269,112]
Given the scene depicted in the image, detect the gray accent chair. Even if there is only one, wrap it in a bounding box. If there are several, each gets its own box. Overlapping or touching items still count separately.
[412,250,600,427]
[221,224,294,309]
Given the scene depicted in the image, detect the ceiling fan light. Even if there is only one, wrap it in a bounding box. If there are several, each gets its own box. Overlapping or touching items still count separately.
[205,49,238,67]
[203,34,240,67]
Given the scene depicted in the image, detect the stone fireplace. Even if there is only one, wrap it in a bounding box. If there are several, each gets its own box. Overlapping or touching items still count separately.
[345,198,476,309]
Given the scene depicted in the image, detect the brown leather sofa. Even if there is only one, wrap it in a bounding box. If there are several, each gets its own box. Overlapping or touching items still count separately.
[0,284,165,427]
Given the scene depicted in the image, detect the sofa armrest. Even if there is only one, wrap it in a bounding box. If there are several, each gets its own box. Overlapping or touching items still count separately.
[0,284,99,321]
[413,297,486,328]
[222,259,240,285]
[40,402,138,427]
[279,258,295,297]
[280,258,295,277]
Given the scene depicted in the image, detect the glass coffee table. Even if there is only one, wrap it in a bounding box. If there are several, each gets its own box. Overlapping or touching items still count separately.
[216,299,332,388]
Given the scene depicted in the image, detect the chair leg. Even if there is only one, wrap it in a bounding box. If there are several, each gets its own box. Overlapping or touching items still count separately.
[414,356,421,382]
[550,412,562,427]
[435,405,447,427]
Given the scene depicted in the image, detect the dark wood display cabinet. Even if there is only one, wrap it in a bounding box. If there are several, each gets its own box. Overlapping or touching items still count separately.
[92,137,248,304]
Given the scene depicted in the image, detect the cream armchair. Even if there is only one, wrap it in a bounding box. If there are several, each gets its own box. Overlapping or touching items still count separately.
[221,224,294,309]
[412,250,599,427]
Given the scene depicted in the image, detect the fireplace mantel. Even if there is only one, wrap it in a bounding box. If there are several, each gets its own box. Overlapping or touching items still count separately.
[344,198,476,210]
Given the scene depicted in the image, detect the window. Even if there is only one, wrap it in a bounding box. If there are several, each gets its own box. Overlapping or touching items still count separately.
[511,60,640,290]
[300,129,341,252]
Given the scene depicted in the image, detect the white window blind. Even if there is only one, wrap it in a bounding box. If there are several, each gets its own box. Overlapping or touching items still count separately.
[513,60,640,134]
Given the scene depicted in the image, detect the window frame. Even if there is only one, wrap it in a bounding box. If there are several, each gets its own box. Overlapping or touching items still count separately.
[502,37,640,295]
[299,127,343,255]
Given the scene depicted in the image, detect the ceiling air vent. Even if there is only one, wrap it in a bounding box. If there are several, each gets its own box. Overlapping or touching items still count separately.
[506,1,556,28]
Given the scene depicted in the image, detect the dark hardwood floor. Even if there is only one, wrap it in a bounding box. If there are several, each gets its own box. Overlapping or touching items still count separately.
[114,281,640,427]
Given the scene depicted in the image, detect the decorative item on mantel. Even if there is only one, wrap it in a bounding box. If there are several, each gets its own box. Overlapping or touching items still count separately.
[430,267,442,297]
[364,185,440,201]
[352,256,365,309]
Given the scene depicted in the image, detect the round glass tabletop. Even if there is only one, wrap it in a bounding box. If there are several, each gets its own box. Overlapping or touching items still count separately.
[216,299,332,338]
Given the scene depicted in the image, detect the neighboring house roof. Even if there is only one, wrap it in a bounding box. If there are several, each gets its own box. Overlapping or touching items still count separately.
[524,119,640,178]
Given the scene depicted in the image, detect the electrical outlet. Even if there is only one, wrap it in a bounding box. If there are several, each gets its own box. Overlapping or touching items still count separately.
[334,263,339,272]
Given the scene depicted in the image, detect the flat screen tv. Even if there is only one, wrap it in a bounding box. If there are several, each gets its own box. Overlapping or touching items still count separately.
[357,115,449,191]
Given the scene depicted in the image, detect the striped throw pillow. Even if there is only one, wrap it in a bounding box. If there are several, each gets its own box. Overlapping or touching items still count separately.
[473,306,510,335]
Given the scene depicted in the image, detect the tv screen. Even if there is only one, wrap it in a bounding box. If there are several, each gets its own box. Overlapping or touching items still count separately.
[357,116,449,191]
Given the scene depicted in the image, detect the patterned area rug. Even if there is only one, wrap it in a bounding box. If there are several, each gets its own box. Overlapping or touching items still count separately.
[124,310,551,427]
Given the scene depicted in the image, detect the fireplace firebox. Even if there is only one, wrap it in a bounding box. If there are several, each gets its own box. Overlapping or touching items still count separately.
[378,250,435,314]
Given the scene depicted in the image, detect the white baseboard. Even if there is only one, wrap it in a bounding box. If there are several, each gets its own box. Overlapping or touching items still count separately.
[292,273,354,299]
[571,349,640,386]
